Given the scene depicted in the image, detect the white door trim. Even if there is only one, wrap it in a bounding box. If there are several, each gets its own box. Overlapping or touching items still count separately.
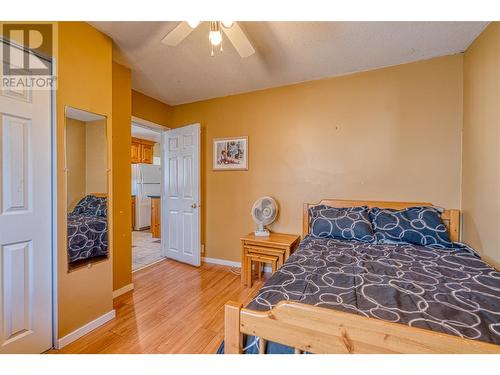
[50,62,58,350]
[131,116,169,131]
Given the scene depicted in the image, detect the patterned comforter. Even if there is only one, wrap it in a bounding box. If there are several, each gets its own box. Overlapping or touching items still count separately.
[242,235,500,353]
[67,213,108,263]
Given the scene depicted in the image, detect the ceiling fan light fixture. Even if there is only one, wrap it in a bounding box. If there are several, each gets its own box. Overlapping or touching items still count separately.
[209,22,223,47]
[187,20,200,29]
[209,30,222,46]
[162,20,254,58]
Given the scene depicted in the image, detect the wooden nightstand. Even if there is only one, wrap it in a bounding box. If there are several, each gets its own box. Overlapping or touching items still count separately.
[241,232,300,287]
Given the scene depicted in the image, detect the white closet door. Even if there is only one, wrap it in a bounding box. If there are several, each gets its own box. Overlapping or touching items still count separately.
[0,41,53,353]
[162,124,201,266]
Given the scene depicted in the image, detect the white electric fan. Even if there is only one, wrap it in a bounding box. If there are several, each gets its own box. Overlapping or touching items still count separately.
[251,196,279,236]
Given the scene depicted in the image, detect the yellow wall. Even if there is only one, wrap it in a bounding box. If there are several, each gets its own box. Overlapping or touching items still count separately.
[110,79,171,292]
[112,62,133,291]
[58,25,172,330]
[132,90,172,125]
[171,55,464,262]
[57,22,113,338]
[462,22,500,270]
[112,66,171,292]
[85,119,108,194]
[65,118,86,211]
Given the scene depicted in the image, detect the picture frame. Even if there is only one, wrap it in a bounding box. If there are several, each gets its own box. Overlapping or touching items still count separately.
[213,136,248,171]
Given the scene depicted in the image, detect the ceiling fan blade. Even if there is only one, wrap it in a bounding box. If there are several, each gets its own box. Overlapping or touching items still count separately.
[222,22,255,58]
[161,22,195,46]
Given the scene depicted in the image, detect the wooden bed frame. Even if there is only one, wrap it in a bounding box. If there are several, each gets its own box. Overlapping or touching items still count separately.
[224,199,500,354]
[91,192,108,198]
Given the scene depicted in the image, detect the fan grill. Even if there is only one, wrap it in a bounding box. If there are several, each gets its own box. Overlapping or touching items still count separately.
[251,196,278,236]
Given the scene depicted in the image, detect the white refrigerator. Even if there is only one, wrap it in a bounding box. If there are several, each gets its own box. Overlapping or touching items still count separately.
[132,163,161,230]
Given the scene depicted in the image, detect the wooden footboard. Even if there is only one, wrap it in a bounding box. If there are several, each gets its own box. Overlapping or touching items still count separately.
[224,301,500,354]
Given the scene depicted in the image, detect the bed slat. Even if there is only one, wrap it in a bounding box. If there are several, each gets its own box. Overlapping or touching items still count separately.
[259,337,266,354]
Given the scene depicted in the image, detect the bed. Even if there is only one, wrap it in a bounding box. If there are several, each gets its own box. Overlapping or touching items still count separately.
[223,199,500,354]
[67,193,108,264]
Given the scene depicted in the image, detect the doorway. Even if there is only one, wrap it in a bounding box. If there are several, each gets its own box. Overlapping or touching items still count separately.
[131,120,202,271]
[131,117,165,271]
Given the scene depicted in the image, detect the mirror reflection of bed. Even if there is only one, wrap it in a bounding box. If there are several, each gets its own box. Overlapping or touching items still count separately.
[65,107,109,270]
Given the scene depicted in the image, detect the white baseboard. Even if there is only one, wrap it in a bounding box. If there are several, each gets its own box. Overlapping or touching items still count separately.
[113,283,134,299]
[56,310,116,349]
[203,257,241,268]
[202,257,271,273]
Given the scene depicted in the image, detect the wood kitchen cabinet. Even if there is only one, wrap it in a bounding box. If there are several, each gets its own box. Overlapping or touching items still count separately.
[132,137,155,164]
[150,196,161,238]
[131,142,141,163]
[141,143,153,164]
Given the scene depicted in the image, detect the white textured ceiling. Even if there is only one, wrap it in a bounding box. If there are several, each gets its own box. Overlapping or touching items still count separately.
[91,21,488,105]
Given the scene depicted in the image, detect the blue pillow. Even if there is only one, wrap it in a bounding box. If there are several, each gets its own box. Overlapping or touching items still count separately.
[370,206,453,248]
[309,205,375,242]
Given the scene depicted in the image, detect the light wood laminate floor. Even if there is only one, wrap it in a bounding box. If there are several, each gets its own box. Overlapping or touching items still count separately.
[50,260,264,354]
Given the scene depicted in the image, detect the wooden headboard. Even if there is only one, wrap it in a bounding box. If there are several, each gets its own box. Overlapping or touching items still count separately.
[91,192,107,198]
[302,199,460,242]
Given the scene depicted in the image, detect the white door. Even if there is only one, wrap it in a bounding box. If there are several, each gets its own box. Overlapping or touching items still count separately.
[162,124,201,266]
[0,42,53,353]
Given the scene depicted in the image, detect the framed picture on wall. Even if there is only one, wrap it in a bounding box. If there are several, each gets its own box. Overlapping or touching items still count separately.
[213,136,248,171]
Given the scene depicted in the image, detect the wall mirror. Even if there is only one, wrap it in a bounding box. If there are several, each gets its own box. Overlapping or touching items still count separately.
[65,106,108,270]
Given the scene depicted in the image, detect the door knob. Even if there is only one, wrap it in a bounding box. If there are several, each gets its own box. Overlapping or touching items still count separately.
[191,203,197,209]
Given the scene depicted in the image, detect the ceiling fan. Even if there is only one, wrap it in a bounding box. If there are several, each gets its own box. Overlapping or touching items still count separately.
[161,21,255,58]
